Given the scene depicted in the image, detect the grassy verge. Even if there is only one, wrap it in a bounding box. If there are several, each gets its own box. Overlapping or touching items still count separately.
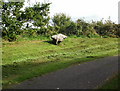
[97,73,119,89]
[2,38,119,88]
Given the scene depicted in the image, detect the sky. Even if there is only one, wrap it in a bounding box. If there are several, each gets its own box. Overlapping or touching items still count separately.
[24,0,119,23]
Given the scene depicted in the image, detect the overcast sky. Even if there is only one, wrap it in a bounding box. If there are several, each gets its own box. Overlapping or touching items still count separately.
[24,0,119,23]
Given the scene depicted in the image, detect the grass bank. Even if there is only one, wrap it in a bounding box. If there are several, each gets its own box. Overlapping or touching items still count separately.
[2,37,119,88]
[97,73,119,89]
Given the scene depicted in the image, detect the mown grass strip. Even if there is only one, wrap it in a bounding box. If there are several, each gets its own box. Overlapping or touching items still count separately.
[2,48,118,89]
[2,38,119,88]
[2,39,118,65]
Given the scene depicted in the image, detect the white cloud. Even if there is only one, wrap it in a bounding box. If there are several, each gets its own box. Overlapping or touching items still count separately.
[24,0,119,23]
[50,0,119,23]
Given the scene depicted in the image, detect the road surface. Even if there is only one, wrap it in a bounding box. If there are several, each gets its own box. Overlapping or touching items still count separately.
[13,56,119,89]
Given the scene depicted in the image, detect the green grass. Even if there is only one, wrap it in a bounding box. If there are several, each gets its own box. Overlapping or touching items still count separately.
[2,37,119,88]
[98,74,119,89]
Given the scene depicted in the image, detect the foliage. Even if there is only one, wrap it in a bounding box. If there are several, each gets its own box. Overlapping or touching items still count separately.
[2,1,24,41]
[65,21,78,35]
[94,19,120,38]
[2,1,51,41]
[52,13,72,34]
[1,1,120,42]
[23,3,51,35]
[76,19,99,37]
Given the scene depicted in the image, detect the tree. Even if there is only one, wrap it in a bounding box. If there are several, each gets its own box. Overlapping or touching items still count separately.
[76,19,98,37]
[52,13,71,34]
[93,19,104,36]
[94,19,118,37]
[2,1,24,41]
[23,2,51,35]
[65,21,78,36]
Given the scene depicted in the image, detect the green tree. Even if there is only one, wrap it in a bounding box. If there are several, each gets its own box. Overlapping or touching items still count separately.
[112,24,120,37]
[24,3,51,35]
[94,19,104,36]
[76,19,98,37]
[52,13,71,34]
[94,19,119,37]
[2,1,24,41]
[76,19,83,35]
[65,21,78,36]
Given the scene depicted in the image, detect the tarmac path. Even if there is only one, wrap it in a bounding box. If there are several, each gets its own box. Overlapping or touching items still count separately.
[13,56,119,89]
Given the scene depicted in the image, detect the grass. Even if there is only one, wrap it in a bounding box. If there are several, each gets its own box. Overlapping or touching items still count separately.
[97,73,119,89]
[2,37,119,89]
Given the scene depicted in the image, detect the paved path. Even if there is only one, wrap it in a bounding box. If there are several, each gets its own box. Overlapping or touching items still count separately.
[13,56,119,89]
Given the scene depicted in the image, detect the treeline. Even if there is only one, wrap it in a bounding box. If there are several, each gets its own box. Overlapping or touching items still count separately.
[1,1,120,41]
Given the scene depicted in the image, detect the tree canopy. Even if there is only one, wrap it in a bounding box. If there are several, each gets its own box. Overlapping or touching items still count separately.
[1,1,120,42]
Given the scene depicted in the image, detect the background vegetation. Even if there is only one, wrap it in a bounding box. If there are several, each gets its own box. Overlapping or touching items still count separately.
[1,1,120,42]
